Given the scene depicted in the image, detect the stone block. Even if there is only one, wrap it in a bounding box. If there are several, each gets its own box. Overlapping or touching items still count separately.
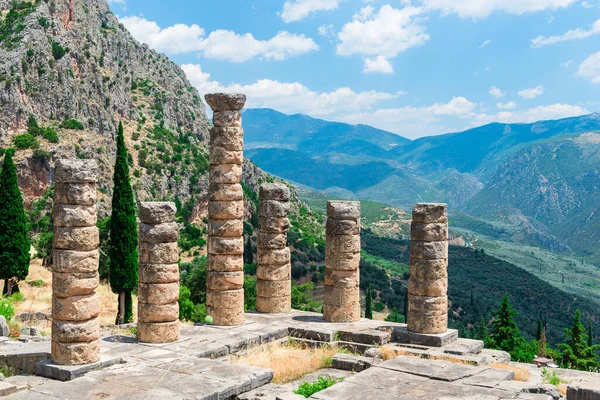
[0,382,16,396]
[210,164,243,184]
[138,302,179,323]
[138,320,180,343]
[412,203,448,224]
[52,272,99,298]
[138,263,179,284]
[210,148,243,165]
[324,278,359,307]
[409,277,448,297]
[331,353,375,372]
[327,201,360,220]
[208,254,244,272]
[51,340,100,365]
[205,93,246,112]
[138,282,179,305]
[206,288,244,308]
[324,269,359,287]
[53,226,99,251]
[326,219,360,236]
[207,271,244,291]
[256,296,291,314]
[52,293,100,321]
[53,250,99,274]
[52,205,97,227]
[34,356,123,381]
[209,219,244,237]
[258,232,287,250]
[258,200,290,217]
[256,263,291,281]
[210,127,244,151]
[206,305,245,326]
[256,280,291,297]
[209,183,244,201]
[257,248,290,265]
[139,202,177,224]
[326,252,360,271]
[411,222,448,242]
[410,241,448,260]
[212,110,242,128]
[209,200,244,220]
[0,316,8,337]
[139,242,179,264]
[407,313,448,334]
[54,182,96,206]
[409,295,448,315]
[327,234,360,254]
[139,222,179,243]
[52,318,100,342]
[410,258,448,280]
[259,183,290,201]
[259,217,290,233]
[323,300,360,323]
[566,383,600,400]
[54,160,98,183]
[393,326,458,347]
[208,237,244,255]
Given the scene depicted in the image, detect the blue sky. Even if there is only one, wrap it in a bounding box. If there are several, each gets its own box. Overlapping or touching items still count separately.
[108,0,600,139]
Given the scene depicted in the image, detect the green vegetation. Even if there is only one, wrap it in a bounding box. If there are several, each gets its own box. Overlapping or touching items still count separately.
[25,116,59,144]
[26,186,53,264]
[556,309,600,371]
[291,282,321,312]
[13,133,39,149]
[109,122,138,324]
[59,119,84,130]
[0,1,37,50]
[365,284,373,319]
[0,297,15,320]
[294,376,343,398]
[0,149,30,295]
[51,40,69,60]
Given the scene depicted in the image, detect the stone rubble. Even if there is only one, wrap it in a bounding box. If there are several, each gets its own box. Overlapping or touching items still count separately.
[51,160,100,365]
[257,183,292,313]
[137,202,180,343]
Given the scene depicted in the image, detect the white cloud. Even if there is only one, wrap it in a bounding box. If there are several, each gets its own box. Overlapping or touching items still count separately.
[473,104,589,126]
[181,64,399,116]
[420,0,579,18]
[531,18,600,47]
[363,56,394,74]
[119,16,318,61]
[489,86,505,98]
[478,39,491,48]
[577,51,600,83]
[561,60,574,68]
[497,101,517,109]
[337,5,430,58]
[518,85,545,99]
[281,0,341,23]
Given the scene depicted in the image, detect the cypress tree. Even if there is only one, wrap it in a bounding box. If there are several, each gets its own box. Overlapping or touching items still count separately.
[490,295,524,353]
[558,309,599,371]
[403,291,409,324]
[536,316,544,341]
[588,320,594,348]
[365,285,373,319]
[0,149,30,295]
[475,315,490,345]
[109,122,138,324]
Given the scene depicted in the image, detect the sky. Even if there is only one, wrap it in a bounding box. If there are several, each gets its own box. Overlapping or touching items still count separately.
[108,0,600,139]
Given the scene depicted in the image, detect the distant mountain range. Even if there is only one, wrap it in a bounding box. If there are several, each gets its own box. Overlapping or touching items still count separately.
[243,108,600,261]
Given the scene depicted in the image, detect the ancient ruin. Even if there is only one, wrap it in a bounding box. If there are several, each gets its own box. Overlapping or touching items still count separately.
[137,202,180,343]
[51,160,101,365]
[256,183,291,313]
[323,201,361,323]
[408,203,449,334]
[205,93,247,326]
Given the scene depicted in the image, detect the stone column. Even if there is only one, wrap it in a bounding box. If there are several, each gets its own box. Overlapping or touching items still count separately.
[138,202,180,343]
[256,183,291,313]
[52,160,100,365]
[323,201,361,323]
[408,203,449,334]
[205,93,246,326]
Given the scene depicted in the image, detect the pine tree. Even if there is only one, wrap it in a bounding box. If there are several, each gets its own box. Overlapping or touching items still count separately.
[0,149,30,295]
[536,316,544,341]
[538,328,548,357]
[365,285,373,319]
[109,122,138,324]
[588,320,594,348]
[475,315,490,344]
[490,295,524,353]
[558,310,600,371]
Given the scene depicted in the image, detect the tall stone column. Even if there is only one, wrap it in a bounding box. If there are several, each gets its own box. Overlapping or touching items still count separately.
[205,93,246,326]
[52,160,100,365]
[256,183,291,313]
[138,202,180,343]
[323,201,361,323]
[408,203,449,334]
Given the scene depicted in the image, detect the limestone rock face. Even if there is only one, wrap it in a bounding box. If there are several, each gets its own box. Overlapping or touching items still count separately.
[206,94,247,326]
[138,202,180,344]
[323,201,361,323]
[408,203,449,335]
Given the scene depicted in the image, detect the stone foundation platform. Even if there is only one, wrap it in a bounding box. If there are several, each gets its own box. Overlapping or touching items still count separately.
[34,356,124,381]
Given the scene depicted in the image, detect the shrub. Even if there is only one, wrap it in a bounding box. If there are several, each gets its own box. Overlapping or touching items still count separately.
[51,41,69,60]
[294,376,343,398]
[59,119,84,130]
[0,297,15,320]
[374,301,386,312]
[32,149,50,162]
[42,128,59,143]
[13,133,39,149]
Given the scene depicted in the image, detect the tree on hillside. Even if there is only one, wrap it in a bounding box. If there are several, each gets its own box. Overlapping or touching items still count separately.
[109,122,138,324]
[537,316,544,341]
[365,285,373,319]
[538,328,548,357]
[588,320,594,348]
[489,295,537,362]
[474,315,490,345]
[0,149,30,295]
[557,309,600,371]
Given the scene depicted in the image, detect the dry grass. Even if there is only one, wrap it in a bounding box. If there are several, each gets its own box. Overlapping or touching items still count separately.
[489,363,532,382]
[557,384,567,396]
[231,340,340,384]
[380,345,410,361]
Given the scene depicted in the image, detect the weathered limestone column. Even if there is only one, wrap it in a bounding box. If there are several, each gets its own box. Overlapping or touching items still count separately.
[323,201,361,323]
[205,93,246,326]
[138,202,180,343]
[256,183,291,313]
[52,160,100,365]
[408,203,449,334]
